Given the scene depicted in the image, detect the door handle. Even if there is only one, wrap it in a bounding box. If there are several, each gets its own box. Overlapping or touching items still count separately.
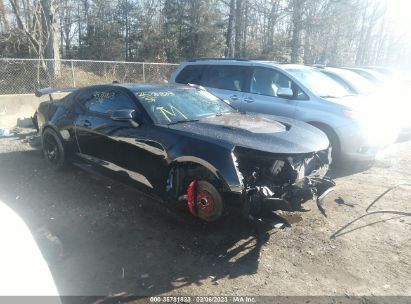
[244,97,255,103]
[230,95,240,101]
[81,120,92,127]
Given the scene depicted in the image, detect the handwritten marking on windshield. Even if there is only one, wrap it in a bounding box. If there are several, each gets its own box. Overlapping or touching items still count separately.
[157,105,188,122]
[136,91,175,102]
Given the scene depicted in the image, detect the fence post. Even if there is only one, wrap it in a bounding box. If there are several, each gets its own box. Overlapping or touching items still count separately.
[142,63,146,82]
[71,60,76,88]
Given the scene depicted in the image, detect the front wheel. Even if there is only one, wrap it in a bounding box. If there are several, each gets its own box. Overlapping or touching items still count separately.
[42,128,67,170]
[194,181,224,222]
[311,124,341,164]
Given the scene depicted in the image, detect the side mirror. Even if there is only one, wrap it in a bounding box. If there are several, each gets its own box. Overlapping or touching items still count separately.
[277,88,294,99]
[110,109,140,127]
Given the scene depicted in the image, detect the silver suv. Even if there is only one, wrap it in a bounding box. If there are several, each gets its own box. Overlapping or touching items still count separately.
[170,59,399,161]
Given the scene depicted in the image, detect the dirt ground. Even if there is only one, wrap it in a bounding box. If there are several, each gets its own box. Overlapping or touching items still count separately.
[0,128,410,301]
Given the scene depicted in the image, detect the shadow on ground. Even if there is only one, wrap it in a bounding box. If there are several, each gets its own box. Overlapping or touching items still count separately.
[328,160,373,179]
[0,148,278,300]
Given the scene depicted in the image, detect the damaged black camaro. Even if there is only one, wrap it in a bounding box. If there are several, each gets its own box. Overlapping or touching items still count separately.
[34,84,335,222]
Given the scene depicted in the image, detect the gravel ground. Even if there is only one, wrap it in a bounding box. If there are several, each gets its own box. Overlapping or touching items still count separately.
[0,128,410,301]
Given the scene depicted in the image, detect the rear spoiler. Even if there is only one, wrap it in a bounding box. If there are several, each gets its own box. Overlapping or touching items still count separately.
[35,87,77,100]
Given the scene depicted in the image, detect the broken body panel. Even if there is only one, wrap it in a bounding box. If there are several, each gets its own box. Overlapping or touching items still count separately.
[34,84,335,220]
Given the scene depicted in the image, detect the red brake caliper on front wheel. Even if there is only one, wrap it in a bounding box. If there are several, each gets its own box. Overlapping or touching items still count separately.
[187,180,198,217]
[187,181,215,217]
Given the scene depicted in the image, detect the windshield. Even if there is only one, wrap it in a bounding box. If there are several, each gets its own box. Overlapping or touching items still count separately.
[331,69,377,95]
[135,88,235,124]
[286,68,352,98]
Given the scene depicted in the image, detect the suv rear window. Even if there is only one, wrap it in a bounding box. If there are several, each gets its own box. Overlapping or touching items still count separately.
[175,65,205,85]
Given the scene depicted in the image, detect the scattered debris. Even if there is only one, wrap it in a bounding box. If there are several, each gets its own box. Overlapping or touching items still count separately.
[17,117,35,128]
[0,128,15,137]
[335,197,355,207]
[24,135,41,148]
[140,273,149,279]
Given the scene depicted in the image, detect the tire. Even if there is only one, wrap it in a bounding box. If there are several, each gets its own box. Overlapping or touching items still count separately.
[195,181,224,222]
[42,128,67,170]
[311,123,341,164]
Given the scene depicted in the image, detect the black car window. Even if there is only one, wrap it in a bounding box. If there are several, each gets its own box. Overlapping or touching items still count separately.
[251,67,308,100]
[135,88,234,124]
[201,65,248,92]
[175,65,205,85]
[84,90,136,114]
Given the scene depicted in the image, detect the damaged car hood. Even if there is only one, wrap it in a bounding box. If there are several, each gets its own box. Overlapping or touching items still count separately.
[166,113,329,154]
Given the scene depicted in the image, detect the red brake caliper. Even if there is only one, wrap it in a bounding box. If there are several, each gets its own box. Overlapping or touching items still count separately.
[187,180,198,217]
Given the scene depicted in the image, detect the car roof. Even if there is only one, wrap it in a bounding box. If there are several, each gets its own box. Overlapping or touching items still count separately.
[182,58,281,67]
[280,64,314,70]
[316,66,352,74]
[117,83,188,92]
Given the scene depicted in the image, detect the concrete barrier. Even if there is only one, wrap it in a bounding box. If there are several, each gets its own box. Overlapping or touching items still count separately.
[0,93,68,128]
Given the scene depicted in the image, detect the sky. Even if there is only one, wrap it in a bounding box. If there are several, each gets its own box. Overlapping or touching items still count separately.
[384,0,411,69]
[386,0,411,35]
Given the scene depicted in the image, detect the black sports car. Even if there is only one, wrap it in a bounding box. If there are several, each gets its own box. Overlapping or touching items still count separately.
[33,84,335,222]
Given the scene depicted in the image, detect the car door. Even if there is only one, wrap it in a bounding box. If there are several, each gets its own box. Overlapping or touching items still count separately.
[242,67,306,118]
[73,87,158,191]
[200,65,251,110]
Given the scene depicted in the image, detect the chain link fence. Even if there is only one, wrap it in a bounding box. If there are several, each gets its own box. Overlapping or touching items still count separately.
[0,58,179,95]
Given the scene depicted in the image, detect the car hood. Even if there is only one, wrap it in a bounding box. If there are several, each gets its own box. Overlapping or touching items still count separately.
[167,113,329,154]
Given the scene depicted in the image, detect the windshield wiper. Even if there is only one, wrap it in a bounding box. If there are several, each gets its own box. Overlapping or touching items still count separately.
[167,119,200,125]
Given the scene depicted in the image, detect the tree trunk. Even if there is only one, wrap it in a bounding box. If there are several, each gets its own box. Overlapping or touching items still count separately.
[225,0,235,57]
[0,0,9,32]
[290,0,304,63]
[241,0,248,57]
[234,0,243,57]
[41,0,61,77]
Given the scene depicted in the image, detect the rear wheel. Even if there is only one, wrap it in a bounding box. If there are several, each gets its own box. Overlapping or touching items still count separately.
[195,181,224,222]
[42,128,67,170]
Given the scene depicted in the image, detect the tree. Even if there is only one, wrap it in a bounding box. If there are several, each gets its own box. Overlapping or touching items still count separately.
[0,0,410,69]
[41,0,61,75]
[0,0,9,32]
[289,0,305,63]
[8,0,60,75]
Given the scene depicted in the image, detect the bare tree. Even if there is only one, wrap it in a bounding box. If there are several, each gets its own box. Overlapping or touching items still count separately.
[225,0,235,57]
[41,0,60,75]
[8,0,60,76]
[234,0,244,57]
[0,0,9,32]
[290,0,305,63]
